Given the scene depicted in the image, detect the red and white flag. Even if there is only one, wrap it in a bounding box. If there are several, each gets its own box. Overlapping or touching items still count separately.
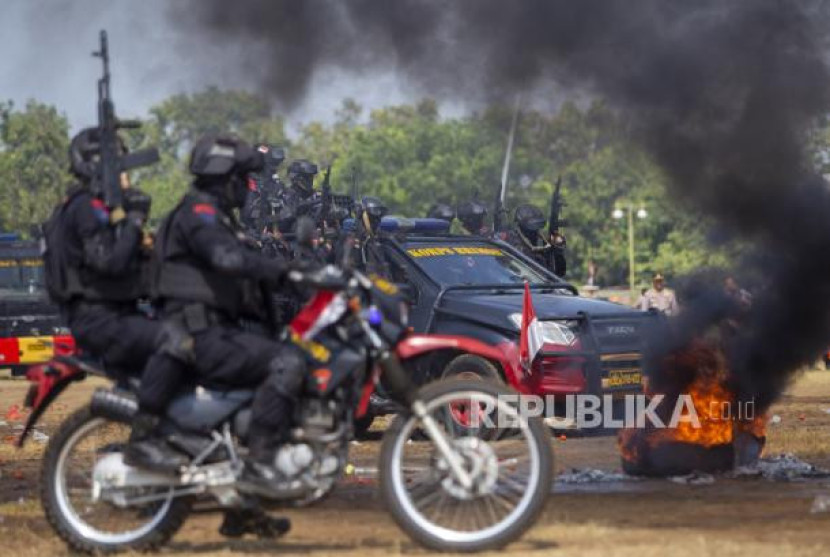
[519,282,544,370]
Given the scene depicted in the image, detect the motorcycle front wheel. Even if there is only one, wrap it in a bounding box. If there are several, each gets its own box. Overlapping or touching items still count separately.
[41,405,190,554]
[379,378,553,552]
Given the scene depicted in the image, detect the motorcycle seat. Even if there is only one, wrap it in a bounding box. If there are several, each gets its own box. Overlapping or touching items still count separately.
[166,387,254,433]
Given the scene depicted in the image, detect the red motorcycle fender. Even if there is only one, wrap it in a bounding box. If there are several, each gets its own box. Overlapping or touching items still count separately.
[17,362,85,448]
[395,334,530,393]
[355,366,380,419]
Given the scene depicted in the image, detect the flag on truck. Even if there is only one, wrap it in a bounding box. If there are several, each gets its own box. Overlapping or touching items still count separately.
[519,282,544,370]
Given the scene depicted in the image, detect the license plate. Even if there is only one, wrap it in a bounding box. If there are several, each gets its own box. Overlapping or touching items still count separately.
[602,369,643,390]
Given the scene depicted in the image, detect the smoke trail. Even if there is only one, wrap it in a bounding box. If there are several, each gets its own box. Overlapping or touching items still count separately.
[173,0,830,411]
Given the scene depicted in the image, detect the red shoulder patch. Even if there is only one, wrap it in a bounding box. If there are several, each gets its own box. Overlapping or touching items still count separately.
[192,203,217,215]
[90,198,110,223]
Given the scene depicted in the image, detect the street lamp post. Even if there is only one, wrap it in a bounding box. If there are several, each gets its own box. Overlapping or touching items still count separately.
[613,203,647,304]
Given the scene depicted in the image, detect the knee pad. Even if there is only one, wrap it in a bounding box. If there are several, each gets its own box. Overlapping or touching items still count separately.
[264,350,306,398]
[155,321,195,364]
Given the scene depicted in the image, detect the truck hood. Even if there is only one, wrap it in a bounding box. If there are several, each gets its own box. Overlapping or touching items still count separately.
[440,290,639,333]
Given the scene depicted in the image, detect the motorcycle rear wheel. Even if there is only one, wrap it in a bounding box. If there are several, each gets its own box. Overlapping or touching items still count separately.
[379,378,553,552]
[41,405,190,554]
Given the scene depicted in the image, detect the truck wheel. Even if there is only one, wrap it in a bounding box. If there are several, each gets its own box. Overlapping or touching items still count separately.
[441,355,503,438]
[442,354,501,383]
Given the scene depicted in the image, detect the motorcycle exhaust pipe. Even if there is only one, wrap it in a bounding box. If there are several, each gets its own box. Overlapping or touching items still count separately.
[90,388,138,424]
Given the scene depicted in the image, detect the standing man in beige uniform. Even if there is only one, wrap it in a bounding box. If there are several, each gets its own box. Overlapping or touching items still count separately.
[640,273,679,316]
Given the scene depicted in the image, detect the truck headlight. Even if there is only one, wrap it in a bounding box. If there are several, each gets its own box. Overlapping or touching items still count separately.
[508,314,578,347]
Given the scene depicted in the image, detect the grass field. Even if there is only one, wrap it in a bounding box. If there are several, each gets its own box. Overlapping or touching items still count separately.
[0,369,828,556]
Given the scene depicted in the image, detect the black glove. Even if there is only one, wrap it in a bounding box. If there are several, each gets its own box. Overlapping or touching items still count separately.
[293,264,347,291]
[123,188,152,225]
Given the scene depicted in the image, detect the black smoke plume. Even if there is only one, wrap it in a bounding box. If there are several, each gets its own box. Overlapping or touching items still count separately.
[174,0,830,411]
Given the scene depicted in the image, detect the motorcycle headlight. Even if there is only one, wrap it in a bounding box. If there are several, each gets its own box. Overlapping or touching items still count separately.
[508,314,579,347]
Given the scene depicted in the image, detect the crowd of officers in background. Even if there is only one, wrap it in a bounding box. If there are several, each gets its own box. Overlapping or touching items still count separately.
[242,144,568,279]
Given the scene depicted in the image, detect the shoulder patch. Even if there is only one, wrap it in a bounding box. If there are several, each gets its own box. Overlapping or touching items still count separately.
[90,198,110,223]
[192,203,217,223]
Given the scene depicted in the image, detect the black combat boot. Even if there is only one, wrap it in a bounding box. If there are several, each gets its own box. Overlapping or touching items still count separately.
[219,509,291,539]
[239,422,289,492]
[123,413,189,473]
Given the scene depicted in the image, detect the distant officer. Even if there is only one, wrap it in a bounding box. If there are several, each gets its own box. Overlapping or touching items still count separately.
[640,273,679,316]
[456,200,489,236]
[241,144,286,236]
[427,203,455,225]
[357,196,390,275]
[507,204,567,277]
[336,196,389,275]
[278,159,320,228]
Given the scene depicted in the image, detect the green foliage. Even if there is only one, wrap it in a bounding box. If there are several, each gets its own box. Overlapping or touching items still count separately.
[0,88,756,283]
[0,101,72,236]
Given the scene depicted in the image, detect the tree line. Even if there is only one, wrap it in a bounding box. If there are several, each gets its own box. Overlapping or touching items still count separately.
[6,87,815,287]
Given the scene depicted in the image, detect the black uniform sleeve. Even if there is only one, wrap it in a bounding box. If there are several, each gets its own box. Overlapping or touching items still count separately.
[73,195,142,277]
[180,200,289,286]
[552,248,567,277]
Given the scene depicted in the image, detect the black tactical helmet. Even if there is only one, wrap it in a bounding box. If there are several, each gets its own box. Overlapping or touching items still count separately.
[189,134,263,178]
[287,159,318,194]
[68,127,127,183]
[258,144,285,164]
[427,203,455,223]
[514,204,547,232]
[190,134,263,208]
[361,196,388,234]
[456,200,488,233]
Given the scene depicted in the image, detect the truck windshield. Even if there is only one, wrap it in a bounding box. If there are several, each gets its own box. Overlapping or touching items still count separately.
[404,243,553,286]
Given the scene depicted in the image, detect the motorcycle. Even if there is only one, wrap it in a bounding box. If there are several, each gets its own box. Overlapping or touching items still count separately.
[18,266,553,553]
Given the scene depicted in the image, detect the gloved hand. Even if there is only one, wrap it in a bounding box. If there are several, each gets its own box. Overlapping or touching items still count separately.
[293,264,347,291]
[123,188,153,226]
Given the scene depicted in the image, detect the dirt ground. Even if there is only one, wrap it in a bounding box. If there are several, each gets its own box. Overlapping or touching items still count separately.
[0,369,829,556]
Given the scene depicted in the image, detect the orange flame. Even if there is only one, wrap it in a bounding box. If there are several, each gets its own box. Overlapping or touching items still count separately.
[619,339,737,464]
[652,374,734,447]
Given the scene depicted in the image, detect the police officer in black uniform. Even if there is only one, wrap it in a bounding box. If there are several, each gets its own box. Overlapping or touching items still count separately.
[241,144,286,236]
[277,159,320,227]
[456,200,489,236]
[354,196,389,275]
[506,204,567,276]
[47,128,192,472]
[426,203,455,225]
[154,134,308,489]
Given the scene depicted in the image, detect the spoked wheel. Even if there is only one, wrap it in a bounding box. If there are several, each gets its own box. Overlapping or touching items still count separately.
[41,405,190,554]
[380,379,553,552]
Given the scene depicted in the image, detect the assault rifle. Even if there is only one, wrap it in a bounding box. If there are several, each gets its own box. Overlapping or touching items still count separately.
[492,184,507,235]
[549,175,566,238]
[92,30,159,209]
